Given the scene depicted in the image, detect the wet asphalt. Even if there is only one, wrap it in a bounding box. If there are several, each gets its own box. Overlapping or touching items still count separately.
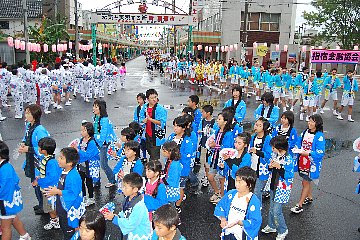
[1,56,360,240]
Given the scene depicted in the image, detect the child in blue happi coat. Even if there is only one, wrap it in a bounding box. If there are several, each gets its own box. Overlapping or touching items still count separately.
[167,116,193,213]
[291,114,325,214]
[0,141,31,240]
[161,141,182,204]
[144,160,167,221]
[224,86,246,126]
[129,121,147,161]
[104,172,152,240]
[152,204,186,240]
[73,121,100,207]
[112,127,136,160]
[254,92,280,129]
[261,136,294,240]
[44,147,85,240]
[187,95,202,135]
[220,132,252,192]
[249,117,272,205]
[113,140,144,194]
[71,210,106,240]
[214,167,262,240]
[33,137,62,231]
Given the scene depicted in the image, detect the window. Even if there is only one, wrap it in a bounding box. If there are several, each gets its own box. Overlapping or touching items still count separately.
[0,21,9,29]
[241,12,280,32]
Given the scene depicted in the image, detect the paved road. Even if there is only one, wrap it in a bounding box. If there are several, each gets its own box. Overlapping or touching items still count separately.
[1,56,360,240]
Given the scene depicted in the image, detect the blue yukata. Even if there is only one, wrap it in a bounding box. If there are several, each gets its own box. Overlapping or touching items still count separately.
[167,133,193,177]
[0,160,23,216]
[254,104,280,128]
[224,98,246,124]
[163,158,182,202]
[112,193,152,240]
[56,168,85,228]
[77,138,100,183]
[193,108,202,136]
[271,124,298,162]
[214,190,262,240]
[144,179,167,214]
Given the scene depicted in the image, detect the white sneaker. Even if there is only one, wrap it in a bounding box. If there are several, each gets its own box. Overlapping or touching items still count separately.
[19,233,31,240]
[44,111,51,114]
[57,105,63,109]
[209,193,221,202]
[276,229,289,240]
[283,107,287,112]
[44,217,60,230]
[290,107,294,112]
[14,115,22,119]
[305,116,310,122]
[320,109,324,114]
[65,102,71,106]
[337,115,343,120]
[348,116,354,122]
[0,116,6,121]
[85,99,90,103]
[85,197,95,207]
[300,113,304,121]
[261,225,277,234]
[333,110,339,116]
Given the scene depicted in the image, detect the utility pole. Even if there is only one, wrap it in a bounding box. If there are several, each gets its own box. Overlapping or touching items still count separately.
[23,0,30,64]
[75,0,79,59]
[55,0,59,21]
[172,0,176,57]
[187,0,193,59]
[241,0,249,61]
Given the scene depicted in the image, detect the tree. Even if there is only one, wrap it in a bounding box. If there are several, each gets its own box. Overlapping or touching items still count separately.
[303,0,360,49]
[28,16,69,63]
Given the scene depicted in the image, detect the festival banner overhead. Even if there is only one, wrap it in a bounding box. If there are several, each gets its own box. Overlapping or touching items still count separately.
[90,13,194,26]
[311,49,360,64]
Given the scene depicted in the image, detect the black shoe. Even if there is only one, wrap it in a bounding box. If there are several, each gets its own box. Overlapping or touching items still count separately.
[303,197,313,205]
[175,206,181,214]
[262,192,270,199]
[34,208,46,215]
[358,227,360,233]
[33,205,41,210]
[93,182,101,188]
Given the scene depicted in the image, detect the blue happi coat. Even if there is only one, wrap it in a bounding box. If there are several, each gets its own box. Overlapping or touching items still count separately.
[93,116,117,147]
[77,138,100,183]
[250,134,272,180]
[139,103,168,146]
[224,99,246,124]
[0,161,23,216]
[163,158,182,202]
[37,156,62,189]
[271,124,298,158]
[144,181,167,212]
[296,130,325,180]
[58,168,85,228]
[214,190,262,240]
[254,104,279,128]
[167,134,193,177]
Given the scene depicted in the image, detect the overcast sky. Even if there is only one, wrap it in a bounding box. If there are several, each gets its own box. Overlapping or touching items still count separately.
[80,0,315,39]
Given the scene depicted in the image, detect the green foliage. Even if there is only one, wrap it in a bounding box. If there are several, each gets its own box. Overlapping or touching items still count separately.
[303,0,360,49]
[28,16,69,63]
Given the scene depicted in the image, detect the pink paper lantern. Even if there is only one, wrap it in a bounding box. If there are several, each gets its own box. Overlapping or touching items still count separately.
[197,45,202,51]
[205,46,208,52]
[58,44,63,52]
[335,46,340,50]
[302,46,307,52]
[14,39,20,49]
[221,46,225,52]
[216,46,219,52]
[234,44,238,50]
[318,46,323,49]
[20,41,25,50]
[7,37,14,47]
[27,42,32,51]
[275,44,280,51]
[283,45,288,52]
[52,44,57,52]
[229,45,233,52]
[354,46,359,50]
[209,46,212,52]
[225,46,229,52]
[43,44,48,52]
[253,42,258,49]
[62,44,67,51]
[69,41,73,49]
[37,44,41,52]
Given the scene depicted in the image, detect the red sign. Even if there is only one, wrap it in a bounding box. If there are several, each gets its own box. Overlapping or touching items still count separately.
[311,49,360,64]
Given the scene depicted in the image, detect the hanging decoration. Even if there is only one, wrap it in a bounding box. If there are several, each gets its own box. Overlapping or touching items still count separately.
[283,45,288,52]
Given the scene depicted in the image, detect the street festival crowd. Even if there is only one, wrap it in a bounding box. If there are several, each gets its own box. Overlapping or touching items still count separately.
[0,52,359,240]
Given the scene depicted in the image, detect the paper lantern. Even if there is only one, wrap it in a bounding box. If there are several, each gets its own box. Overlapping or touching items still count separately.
[302,46,307,52]
[283,45,288,52]
[221,46,225,52]
[27,42,32,51]
[205,46,208,52]
[14,39,20,49]
[216,46,219,52]
[355,46,359,50]
[20,41,25,50]
[335,46,340,50]
[7,37,14,47]
[234,44,238,50]
[263,42,267,47]
[69,41,73,49]
[253,42,258,48]
[63,44,67,51]
[197,45,202,50]
[229,45,233,52]
[52,44,57,52]
[209,46,212,52]
[311,46,314,50]
[275,44,280,51]
[43,44,48,52]
[318,46,323,49]
[225,46,229,52]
